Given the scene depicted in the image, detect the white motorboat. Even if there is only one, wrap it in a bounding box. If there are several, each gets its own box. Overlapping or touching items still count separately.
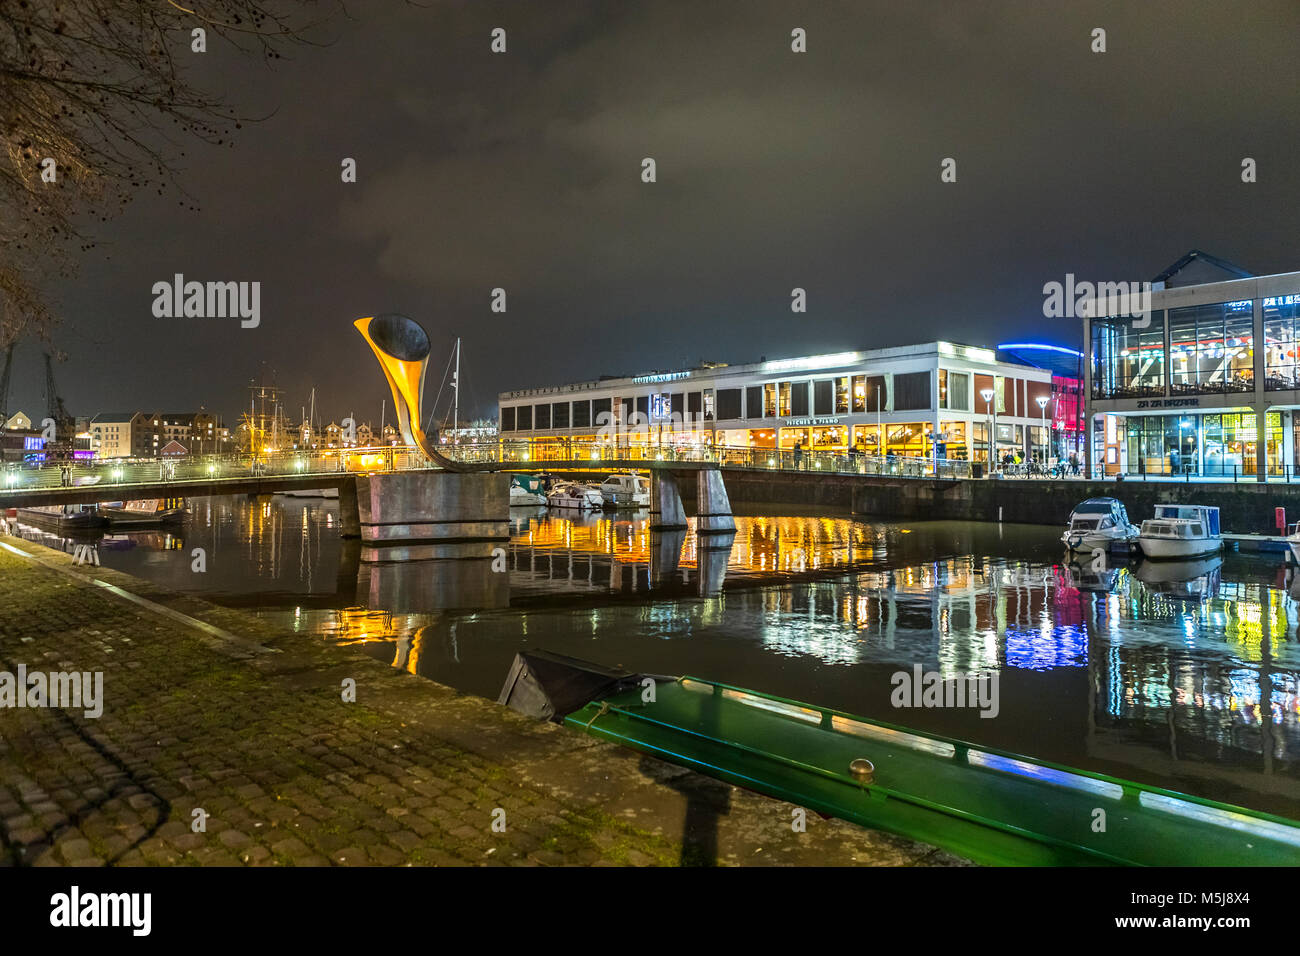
[598,473,650,509]
[546,482,605,511]
[1287,521,1300,567]
[1137,504,1222,560]
[1061,498,1139,552]
[509,474,547,506]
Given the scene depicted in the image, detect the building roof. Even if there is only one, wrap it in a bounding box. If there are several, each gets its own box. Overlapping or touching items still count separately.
[997,343,1084,379]
[91,412,143,423]
[1152,250,1254,287]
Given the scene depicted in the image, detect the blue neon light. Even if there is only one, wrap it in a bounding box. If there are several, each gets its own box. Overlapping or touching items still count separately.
[998,343,1084,358]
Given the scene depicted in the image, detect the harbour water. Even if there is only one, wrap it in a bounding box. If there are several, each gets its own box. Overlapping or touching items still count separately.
[29,495,1300,820]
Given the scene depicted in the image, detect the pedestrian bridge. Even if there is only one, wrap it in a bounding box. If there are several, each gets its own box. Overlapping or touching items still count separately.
[0,440,966,510]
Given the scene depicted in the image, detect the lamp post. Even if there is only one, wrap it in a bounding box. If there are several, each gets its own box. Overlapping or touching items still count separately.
[1035,394,1050,468]
[981,387,995,466]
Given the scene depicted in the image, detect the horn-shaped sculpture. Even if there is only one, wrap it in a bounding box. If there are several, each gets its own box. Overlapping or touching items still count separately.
[354,313,477,473]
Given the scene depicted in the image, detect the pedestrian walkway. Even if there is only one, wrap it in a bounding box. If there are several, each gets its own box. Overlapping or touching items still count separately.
[0,540,965,867]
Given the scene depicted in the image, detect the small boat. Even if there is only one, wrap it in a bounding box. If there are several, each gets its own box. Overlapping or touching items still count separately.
[598,473,650,509]
[546,481,604,511]
[98,497,187,529]
[1061,498,1138,552]
[1137,504,1222,560]
[1287,521,1300,567]
[509,474,547,507]
[500,651,1300,866]
[16,504,108,532]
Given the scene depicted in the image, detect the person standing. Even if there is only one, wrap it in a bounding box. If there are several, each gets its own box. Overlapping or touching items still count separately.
[793,441,803,470]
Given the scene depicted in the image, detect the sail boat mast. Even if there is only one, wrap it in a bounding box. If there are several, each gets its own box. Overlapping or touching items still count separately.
[453,336,460,436]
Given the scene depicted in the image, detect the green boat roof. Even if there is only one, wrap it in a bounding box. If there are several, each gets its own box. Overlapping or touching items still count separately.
[565,676,1300,867]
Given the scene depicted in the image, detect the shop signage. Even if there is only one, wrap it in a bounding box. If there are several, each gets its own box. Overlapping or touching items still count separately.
[1135,398,1201,409]
[784,417,841,426]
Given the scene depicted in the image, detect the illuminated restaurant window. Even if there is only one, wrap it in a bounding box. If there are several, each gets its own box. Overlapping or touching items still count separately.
[1169,301,1254,394]
[1265,295,1300,390]
[835,376,850,413]
[852,375,867,412]
[703,389,715,421]
[764,382,778,417]
[777,381,791,416]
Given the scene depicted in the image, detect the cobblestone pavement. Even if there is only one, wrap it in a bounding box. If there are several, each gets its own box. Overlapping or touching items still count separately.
[0,540,967,867]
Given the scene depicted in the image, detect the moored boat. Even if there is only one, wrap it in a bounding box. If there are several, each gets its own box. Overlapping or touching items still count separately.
[16,504,108,532]
[509,473,547,506]
[1137,504,1222,559]
[98,497,187,529]
[546,482,604,511]
[598,473,650,509]
[1061,498,1138,552]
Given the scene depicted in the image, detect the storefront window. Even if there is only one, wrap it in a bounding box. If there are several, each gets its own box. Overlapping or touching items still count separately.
[764,382,777,417]
[778,381,793,417]
[1169,301,1254,394]
[885,423,926,457]
[940,421,967,459]
[852,424,880,454]
[1264,295,1300,390]
[811,425,846,450]
[1092,312,1165,399]
[835,377,850,414]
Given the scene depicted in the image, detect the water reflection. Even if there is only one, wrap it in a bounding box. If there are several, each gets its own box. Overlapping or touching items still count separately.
[72,498,1300,816]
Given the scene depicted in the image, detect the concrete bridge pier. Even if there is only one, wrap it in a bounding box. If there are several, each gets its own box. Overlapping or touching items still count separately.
[696,467,736,534]
[352,471,509,560]
[650,471,689,530]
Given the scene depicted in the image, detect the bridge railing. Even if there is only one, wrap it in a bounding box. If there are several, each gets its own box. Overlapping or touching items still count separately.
[0,440,973,495]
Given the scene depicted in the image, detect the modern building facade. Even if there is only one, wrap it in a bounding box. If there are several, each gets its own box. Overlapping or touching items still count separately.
[499,342,1081,464]
[1085,258,1300,480]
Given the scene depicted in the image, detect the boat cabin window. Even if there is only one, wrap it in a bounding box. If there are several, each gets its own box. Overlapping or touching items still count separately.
[1189,523,1203,536]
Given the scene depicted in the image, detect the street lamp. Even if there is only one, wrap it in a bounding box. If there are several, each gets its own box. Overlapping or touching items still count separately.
[980,387,995,465]
[1035,394,1050,466]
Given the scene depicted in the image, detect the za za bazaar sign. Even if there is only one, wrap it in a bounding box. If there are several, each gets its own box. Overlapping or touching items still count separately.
[1135,398,1200,409]
[784,417,841,426]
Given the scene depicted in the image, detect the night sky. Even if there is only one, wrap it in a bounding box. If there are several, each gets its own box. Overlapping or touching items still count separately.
[14,0,1300,427]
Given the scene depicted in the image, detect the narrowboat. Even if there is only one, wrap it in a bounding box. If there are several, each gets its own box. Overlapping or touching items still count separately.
[500,651,1300,866]
[98,497,187,529]
[16,504,108,532]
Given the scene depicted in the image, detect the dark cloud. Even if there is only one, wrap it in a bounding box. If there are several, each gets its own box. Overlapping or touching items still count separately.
[16,0,1299,427]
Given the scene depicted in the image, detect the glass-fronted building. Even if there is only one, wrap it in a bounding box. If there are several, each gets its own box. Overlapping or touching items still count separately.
[1085,265,1300,480]
[499,341,1080,464]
